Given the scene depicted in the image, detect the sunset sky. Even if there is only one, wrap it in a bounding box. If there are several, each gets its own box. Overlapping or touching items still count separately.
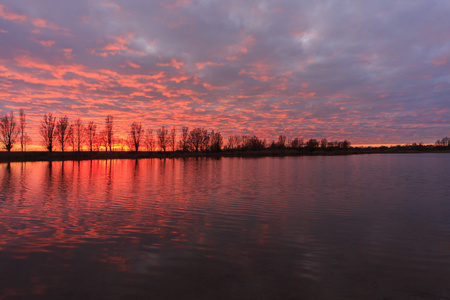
[0,0,449,147]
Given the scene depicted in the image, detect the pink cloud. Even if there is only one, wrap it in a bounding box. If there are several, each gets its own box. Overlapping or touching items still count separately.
[168,75,190,83]
[226,34,256,60]
[100,2,120,10]
[431,57,447,67]
[203,82,228,91]
[32,18,62,30]
[63,48,73,59]
[160,0,192,10]
[91,34,147,57]
[0,4,27,22]
[31,38,55,47]
[157,58,184,69]
[125,61,141,69]
[196,61,225,70]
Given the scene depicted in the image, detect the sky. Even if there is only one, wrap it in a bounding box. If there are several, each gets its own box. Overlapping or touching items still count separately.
[0,0,449,148]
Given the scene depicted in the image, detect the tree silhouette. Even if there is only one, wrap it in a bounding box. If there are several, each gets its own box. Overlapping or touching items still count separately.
[0,111,19,152]
[277,135,286,149]
[105,115,113,151]
[40,113,57,152]
[157,126,168,151]
[129,122,143,151]
[144,129,154,151]
[306,138,319,151]
[290,137,303,149]
[56,116,70,152]
[22,135,31,151]
[436,137,450,147]
[74,118,84,151]
[67,124,75,151]
[117,137,127,151]
[227,134,240,150]
[320,138,328,150]
[210,130,223,152]
[19,109,26,152]
[246,136,266,150]
[200,129,209,151]
[99,129,108,151]
[341,140,351,149]
[86,121,96,152]
[188,128,203,152]
[180,126,189,151]
[170,126,176,152]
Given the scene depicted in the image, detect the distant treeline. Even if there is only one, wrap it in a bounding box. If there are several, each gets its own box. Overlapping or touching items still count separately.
[1,110,449,153]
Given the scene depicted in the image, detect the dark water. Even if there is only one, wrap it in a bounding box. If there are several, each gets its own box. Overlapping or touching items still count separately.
[1,154,450,299]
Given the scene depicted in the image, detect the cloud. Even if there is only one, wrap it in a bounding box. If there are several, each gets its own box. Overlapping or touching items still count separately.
[0,4,27,22]
[0,0,449,146]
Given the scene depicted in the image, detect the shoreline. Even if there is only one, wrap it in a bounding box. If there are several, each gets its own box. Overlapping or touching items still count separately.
[0,148,449,163]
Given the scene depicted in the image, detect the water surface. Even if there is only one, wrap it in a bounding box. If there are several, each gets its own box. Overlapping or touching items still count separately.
[1,154,450,299]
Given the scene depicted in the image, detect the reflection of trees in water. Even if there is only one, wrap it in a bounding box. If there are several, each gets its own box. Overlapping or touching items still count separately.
[41,160,73,206]
[18,162,28,205]
[130,159,141,201]
[2,161,34,205]
[85,159,114,204]
[43,161,54,204]
[88,159,94,195]
[0,162,13,202]
[105,159,113,203]
[57,162,68,205]
[73,160,82,201]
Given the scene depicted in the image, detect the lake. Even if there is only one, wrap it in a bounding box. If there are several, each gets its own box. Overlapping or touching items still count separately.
[1,154,450,299]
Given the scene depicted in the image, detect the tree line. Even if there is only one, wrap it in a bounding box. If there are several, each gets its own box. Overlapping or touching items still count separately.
[2,110,356,153]
[0,110,30,151]
[435,137,450,147]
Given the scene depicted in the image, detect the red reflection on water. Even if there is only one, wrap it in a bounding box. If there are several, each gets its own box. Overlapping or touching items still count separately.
[0,159,225,244]
[0,158,306,280]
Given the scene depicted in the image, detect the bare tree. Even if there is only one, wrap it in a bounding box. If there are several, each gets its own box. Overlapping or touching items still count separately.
[227,134,240,150]
[86,121,96,152]
[94,133,102,151]
[290,137,303,149]
[157,126,168,151]
[210,130,223,152]
[116,137,126,151]
[200,129,209,151]
[0,111,19,152]
[105,115,113,151]
[144,129,154,151]
[436,137,450,147]
[169,126,176,152]
[40,113,57,152]
[22,135,32,151]
[67,124,75,151]
[306,138,319,150]
[129,122,143,151]
[320,138,328,150]
[341,140,351,149]
[187,128,209,151]
[19,109,26,152]
[242,135,265,150]
[74,118,84,151]
[98,129,108,151]
[277,135,286,149]
[56,116,70,151]
[179,126,189,151]
[188,128,201,152]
